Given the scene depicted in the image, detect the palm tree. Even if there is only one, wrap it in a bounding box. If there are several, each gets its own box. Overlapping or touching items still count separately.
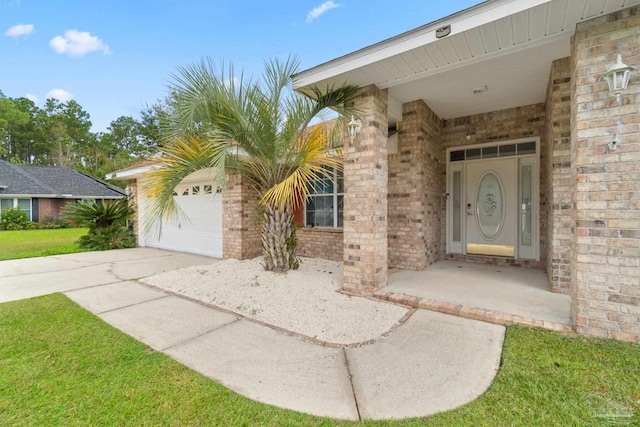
[146,56,359,271]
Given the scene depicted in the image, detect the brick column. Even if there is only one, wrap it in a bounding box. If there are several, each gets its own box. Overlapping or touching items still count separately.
[127,179,139,245]
[570,7,640,342]
[388,100,443,270]
[222,173,262,259]
[343,85,388,294]
[545,57,572,294]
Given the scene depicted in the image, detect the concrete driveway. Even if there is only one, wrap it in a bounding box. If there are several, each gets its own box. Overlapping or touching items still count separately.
[0,248,506,421]
[0,248,214,303]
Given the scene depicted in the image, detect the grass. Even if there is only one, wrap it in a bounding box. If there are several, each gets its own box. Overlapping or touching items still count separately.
[1,294,638,426]
[0,228,89,261]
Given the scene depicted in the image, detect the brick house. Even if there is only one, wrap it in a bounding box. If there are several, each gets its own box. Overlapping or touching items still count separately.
[0,160,125,222]
[117,0,639,342]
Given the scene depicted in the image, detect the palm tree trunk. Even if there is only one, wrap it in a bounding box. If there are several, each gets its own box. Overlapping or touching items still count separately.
[261,205,295,272]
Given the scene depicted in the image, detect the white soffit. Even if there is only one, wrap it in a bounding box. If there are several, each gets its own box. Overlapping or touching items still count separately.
[389,37,568,119]
[294,0,640,119]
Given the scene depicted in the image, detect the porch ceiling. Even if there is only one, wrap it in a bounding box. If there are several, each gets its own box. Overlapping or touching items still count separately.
[293,0,640,121]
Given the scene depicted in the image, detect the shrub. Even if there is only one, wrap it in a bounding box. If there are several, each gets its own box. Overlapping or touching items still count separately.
[77,223,136,251]
[25,221,39,230]
[62,199,135,251]
[39,216,71,229]
[4,222,24,231]
[1,208,28,230]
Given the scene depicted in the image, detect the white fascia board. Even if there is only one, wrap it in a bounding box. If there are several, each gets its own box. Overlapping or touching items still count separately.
[0,194,123,199]
[105,164,162,180]
[63,195,125,199]
[0,193,55,198]
[293,0,552,89]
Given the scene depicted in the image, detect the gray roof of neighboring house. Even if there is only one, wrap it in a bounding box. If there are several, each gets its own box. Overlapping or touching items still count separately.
[0,160,126,199]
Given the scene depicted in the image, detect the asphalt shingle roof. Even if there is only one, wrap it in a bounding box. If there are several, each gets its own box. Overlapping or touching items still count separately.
[0,160,125,199]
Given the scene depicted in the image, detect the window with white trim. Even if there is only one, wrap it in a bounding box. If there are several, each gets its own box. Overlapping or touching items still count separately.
[0,198,32,221]
[305,167,343,228]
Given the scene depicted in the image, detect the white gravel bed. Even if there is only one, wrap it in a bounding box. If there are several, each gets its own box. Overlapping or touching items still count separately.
[141,257,409,345]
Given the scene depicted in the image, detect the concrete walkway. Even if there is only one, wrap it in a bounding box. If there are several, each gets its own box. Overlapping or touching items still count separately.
[0,248,505,421]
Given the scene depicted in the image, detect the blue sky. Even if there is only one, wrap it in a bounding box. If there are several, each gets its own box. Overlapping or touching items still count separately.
[2,0,480,132]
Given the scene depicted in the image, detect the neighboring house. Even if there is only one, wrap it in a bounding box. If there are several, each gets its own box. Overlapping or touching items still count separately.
[113,0,639,342]
[0,160,126,222]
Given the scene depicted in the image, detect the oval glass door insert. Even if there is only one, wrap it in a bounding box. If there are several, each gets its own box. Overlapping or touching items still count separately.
[476,172,504,240]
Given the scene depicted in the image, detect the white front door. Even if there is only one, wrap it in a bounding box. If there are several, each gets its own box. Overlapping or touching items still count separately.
[466,158,517,257]
[446,139,540,260]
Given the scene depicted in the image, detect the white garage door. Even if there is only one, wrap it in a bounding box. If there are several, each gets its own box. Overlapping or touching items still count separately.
[142,179,223,258]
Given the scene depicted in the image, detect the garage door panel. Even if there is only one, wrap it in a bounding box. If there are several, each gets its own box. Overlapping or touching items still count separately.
[142,180,223,258]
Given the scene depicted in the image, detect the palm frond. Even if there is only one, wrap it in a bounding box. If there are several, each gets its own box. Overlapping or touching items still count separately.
[143,135,227,234]
[155,54,359,225]
[259,124,342,211]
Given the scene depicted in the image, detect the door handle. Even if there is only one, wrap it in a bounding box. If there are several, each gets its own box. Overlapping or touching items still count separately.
[467,203,473,216]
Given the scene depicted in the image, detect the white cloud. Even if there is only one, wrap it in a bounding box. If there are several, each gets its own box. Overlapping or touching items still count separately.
[5,23,34,38]
[46,89,73,102]
[306,1,340,23]
[25,93,38,103]
[50,29,111,57]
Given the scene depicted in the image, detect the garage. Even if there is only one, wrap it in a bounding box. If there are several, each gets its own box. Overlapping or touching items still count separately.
[107,165,224,259]
[138,172,223,258]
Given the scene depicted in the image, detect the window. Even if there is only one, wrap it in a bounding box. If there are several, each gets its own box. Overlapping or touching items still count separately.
[449,141,536,162]
[0,199,12,212]
[0,198,31,221]
[203,185,213,195]
[305,168,343,228]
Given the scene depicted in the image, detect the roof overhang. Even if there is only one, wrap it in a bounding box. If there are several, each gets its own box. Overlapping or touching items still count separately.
[0,193,123,199]
[107,163,218,184]
[106,163,161,180]
[293,0,640,121]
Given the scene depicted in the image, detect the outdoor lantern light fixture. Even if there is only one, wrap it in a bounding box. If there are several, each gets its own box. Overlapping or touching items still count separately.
[347,115,362,144]
[603,54,636,101]
[602,54,636,152]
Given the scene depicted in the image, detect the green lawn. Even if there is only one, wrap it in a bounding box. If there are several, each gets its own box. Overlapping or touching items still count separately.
[1,294,638,426]
[0,228,89,261]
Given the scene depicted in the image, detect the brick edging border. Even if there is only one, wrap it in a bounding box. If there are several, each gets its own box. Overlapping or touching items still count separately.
[373,290,573,334]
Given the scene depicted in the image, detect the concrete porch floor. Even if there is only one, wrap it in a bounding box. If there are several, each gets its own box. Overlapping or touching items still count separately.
[375,260,573,333]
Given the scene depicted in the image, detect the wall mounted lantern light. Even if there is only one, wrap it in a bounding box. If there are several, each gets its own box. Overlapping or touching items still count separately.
[603,54,636,102]
[347,115,362,144]
[603,54,636,151]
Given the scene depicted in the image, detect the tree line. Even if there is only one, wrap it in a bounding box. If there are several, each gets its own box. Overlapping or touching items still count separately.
[0,90,166,182]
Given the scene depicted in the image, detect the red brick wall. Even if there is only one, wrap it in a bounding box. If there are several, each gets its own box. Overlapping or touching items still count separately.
[37,198,70,220]
[388,99,444,270]
[296,227,343,261]
[342,85,389,293]
[222,173,262,259]
[127,179,139,244]
[570,7,640,342]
